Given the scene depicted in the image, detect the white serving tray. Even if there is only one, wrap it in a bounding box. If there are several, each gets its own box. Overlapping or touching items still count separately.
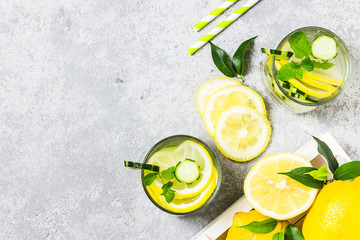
[192,132,351,240]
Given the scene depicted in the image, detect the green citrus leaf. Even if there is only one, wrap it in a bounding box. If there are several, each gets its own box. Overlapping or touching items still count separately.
[232,36,258,76]
[236,218,277,233]
[278,167,324,189]
[284,224,304,240]
[142,172,158,186]
[210,41,236,77]
[272,232,284,240]
[334,161,360,180]
[312,136,339,173]
[305,165,331,181]
[288,31,311,58]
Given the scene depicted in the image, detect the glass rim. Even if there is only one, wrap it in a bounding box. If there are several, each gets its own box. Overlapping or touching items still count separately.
[272,26,352,107]
[141,135,222,215]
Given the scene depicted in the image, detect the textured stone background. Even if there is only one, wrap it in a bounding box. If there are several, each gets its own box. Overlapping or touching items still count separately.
[0,0,359,239]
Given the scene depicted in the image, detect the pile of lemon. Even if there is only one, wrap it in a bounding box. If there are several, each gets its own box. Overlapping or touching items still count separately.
[196,77,271,161]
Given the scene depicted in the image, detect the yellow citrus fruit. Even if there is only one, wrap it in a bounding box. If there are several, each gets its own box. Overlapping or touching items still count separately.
[226,210,288,240]
[214,106,271,162]
[302,176,360,240]
[202,85,266,137]
[196,77,241,116]
[244,153,318,220]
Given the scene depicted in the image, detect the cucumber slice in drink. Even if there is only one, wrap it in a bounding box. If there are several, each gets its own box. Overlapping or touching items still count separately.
[124,161,160,173]
[175,159,200,184]
[312,35,338,60]
[261,48,293,60]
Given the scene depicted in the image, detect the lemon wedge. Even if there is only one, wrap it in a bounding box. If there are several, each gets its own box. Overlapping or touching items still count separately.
[159,170,218,213]
[147,140,214,199]
[203,85,266,137]
[196,77,241,116]
[214,106,271,162]
[244,153,318,220]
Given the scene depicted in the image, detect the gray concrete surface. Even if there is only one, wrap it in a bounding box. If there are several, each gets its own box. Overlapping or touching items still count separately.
[0,0,359,239]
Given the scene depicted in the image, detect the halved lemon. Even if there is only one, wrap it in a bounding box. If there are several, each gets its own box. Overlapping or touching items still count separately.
[147,140,214,199]
[244,153,318,220]
[196,77,241,116]
[214,106,271,162]
[203,85,266,137]
[159,169,218,213]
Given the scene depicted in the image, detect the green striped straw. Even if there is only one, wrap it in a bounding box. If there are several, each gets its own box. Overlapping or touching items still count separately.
[188,0,261,55]
[193,0,239,31]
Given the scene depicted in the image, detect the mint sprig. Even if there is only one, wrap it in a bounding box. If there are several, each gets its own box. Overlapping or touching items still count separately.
[276,31,334,81]
[142,166,178,203]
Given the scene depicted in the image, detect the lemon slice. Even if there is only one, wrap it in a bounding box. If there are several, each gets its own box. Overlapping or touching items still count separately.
[159,170,218,213]
[288,79,336,98]
[214,106,271,162]
[299,76,338,92]
[147,140,214,199]
[203,85,266,137]
[244,153,318,220]
[196,77,241,116]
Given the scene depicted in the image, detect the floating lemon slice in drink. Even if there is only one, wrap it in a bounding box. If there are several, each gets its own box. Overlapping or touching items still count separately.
[214,106,271,162]
[244,152,318,220]
[147,140,214,199]
[159,170,218,213]
[203,85,266,137]
[196,77,241,116]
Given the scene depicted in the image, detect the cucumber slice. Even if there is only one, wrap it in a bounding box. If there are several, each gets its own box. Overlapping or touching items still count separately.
[175,159,200,184]
[311,35,337,61]
[261,48,293,60]
[124,161,160,173]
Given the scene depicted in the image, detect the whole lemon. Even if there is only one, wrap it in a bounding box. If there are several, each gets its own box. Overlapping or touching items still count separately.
[302,176,360,240]
[226,210,287,240]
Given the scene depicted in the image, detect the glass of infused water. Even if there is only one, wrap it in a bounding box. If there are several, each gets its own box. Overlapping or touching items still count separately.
[141,135,221,215]
[262,26,351,114]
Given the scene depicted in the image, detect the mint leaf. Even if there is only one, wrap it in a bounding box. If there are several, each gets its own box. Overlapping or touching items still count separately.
[162,181,173,189]
[288,31,311,58]
[161,181,175,203]
[334,161,360,180]
[142,173,158,186]
[210,42,237,78]
[237,218,277,233]
[232,36,257,76]
[161,166,176,179]
[278,167,324,189]
[305,165,331,181]
[284,224,304,240]
[161,187,175,203]
[295,68,303,79]
[276,61,301,81]
[312,61,334,70]
[272,232,284,240]
[301,57,314,72]
[312,136,339,173]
